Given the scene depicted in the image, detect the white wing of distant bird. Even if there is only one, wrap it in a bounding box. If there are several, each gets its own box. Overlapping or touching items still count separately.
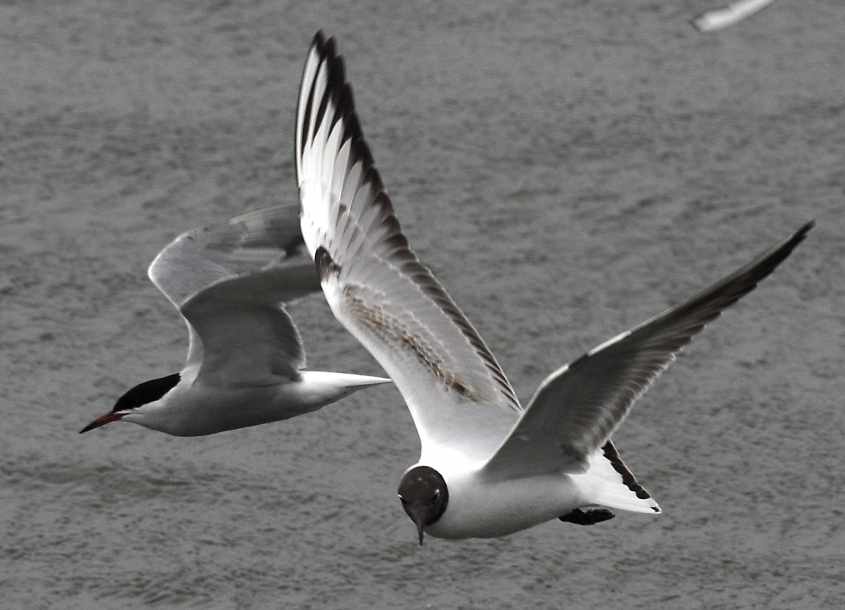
[692,0,776,32]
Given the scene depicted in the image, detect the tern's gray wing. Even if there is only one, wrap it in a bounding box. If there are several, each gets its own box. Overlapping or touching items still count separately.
[482,221,812,480]
[181,263,318,385]
[148,203,305,308]
[296,32,519,463]
[147,203,319,380]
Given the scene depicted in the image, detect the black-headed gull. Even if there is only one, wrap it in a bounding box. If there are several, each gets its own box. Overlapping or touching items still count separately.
[296,32,812,542]
[80,203,390,436]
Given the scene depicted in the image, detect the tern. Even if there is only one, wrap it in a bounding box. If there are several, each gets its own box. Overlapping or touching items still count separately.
[80,203,390,436]
[691,0,776,32]
[295,32,812,542]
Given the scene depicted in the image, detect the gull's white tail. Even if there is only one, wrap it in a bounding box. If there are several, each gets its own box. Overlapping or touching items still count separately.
[573,441,662,514]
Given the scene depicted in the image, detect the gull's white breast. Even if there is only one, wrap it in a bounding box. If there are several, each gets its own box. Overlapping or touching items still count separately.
[424,467,583,539]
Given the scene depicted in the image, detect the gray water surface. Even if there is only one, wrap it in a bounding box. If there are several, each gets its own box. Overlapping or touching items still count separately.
[1,1,842,608]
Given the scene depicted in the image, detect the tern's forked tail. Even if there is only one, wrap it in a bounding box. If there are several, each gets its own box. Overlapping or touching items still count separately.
[298,370,392,399]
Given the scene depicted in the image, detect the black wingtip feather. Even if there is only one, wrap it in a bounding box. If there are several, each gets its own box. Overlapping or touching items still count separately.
[727,218,814,300]
[794,219,814,242]
[364,166,385,199]
[300,32,523,412]
[762,219,813,269]
[650,219,814,341]
[308,31,377,186]
[323,36,336,60]
[315,246,340,281]
[337,84,360,139]
[312,30,326,49]
[602,441,652,500]
[314,54,344,138]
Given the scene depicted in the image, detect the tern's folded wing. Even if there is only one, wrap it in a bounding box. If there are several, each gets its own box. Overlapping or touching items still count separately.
[148,203,305,309]
[181,263,319,385]
[296,32,519,461]
[482,221,812,480]
[147,203,313,369]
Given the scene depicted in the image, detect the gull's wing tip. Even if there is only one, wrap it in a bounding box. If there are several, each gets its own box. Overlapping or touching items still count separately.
[757,219,814,271]
[311,30,339,62]
[315,245,341,281]
[305,32,380,192]
[312,30,326,50]
[776,219,814,262]
[796,219,815,240]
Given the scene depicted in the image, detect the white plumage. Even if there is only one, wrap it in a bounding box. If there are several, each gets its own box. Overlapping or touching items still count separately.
[296,32,812,541]
[80,203,390,436]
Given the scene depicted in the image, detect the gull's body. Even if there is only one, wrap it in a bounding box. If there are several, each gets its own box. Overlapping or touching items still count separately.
[295,32,812,541]
[424,467,582,540]
[80,203,390,436]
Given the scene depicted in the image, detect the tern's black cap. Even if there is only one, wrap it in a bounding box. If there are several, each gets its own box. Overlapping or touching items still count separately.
[111,373,180,412]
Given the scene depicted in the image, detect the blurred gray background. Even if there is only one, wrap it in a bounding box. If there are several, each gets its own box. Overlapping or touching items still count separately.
[1,0,842,608]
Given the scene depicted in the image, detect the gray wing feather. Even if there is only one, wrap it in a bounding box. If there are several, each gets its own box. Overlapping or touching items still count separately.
[482,221,813,479]
[296,32,519,461]
[148,204,305,308]
[182,264,319,385]
[147,203,318,382]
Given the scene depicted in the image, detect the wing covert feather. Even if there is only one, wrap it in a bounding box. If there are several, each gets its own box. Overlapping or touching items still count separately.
[147,203,316,380]
[148,203,305,308]
[181,264,319,384]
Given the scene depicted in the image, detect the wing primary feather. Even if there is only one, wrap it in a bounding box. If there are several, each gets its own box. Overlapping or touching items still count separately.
[297,32,523,461]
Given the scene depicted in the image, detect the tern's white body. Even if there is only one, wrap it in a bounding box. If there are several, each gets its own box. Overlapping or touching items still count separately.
[122,370,388,436]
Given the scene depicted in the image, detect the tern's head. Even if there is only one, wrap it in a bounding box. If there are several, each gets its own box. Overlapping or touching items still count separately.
[79,373,180,433]
[397,466,448,546]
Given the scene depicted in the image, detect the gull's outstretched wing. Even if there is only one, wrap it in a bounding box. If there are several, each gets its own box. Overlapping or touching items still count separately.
[482,221,813,480]
[692,0,776,32]
[147,203,320,383]
[296,32,519,463]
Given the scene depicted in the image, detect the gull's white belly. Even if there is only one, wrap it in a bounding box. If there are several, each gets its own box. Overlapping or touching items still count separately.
[425,471,584,539]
